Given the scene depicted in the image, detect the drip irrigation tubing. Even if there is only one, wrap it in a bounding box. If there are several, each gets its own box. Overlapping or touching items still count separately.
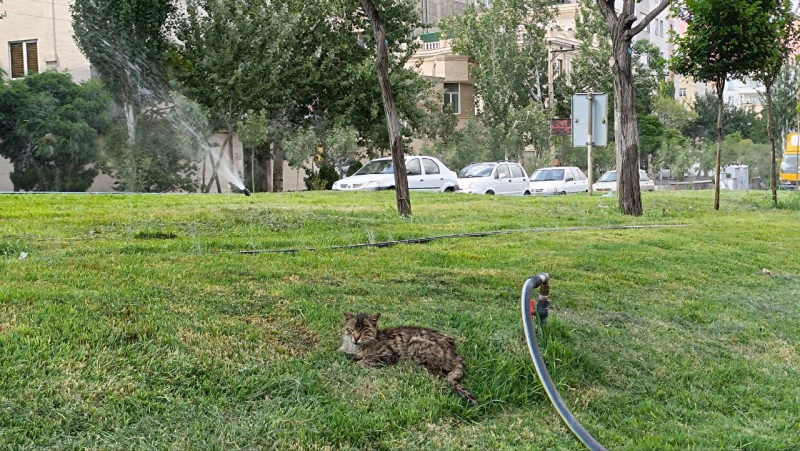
[521,274,607,451]
[233,224,688,255]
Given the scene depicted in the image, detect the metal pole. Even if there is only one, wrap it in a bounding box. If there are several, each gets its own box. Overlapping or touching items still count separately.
[587,92,594,196]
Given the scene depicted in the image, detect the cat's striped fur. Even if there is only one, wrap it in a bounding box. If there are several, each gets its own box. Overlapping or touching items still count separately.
[340,312,478,406]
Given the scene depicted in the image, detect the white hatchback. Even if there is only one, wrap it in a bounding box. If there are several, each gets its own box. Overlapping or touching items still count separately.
[457,162,531,195]
[529,167,589,195]
[332,156,458,192]
[592,169,655,193]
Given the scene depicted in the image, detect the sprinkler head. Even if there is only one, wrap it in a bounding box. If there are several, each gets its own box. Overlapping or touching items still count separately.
[242,188,251,196]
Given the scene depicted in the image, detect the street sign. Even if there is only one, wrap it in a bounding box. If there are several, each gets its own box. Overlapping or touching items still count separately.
[571,93,608,147]
[550,118,572,136]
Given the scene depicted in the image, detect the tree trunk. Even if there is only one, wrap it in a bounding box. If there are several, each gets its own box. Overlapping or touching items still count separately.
[204,133,232,193]
[765,83,777,205]
[273,138,284,192]
[255,142,272,192]
[714,80,724,211]
[361,0,411,216]
[611,25,642,216]
[596,0,671,216]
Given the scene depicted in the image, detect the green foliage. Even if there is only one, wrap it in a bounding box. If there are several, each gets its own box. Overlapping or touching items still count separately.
[436,116,524,172]
[721,132,772,183]
[683,93,766,144]
[71,0,176,114]
[0,71,112,191]
[441,0,555,152]
[638,114,665,166]
[656,128,696,179]
[762,64,800,146]
[101,92,205,193]
[631,40,668,117]
[304,162,338,190]
[653,96,697,131]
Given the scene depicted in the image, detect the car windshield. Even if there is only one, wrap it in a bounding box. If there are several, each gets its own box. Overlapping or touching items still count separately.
[781,154,798,172]
[531,169,564,181]
[355,160,394,175]
[598,171,617,182]
[459,163,495,178]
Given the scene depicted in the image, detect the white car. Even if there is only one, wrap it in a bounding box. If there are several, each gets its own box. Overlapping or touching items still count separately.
[457,162,531,195]
[529,166,589,195]
[332,156,458,192]
[592,169,655,193]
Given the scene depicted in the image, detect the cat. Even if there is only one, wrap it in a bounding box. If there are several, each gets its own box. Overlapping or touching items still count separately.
[339,312,478,406]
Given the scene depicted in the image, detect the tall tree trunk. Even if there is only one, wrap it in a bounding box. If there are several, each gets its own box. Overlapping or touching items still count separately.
[204,132,232,193]
[714,79,724,211]
[597,0,671,217]
[361,0,411,216]
[765,83,777,205]
[273,138,284,192]
[611,25,642,216]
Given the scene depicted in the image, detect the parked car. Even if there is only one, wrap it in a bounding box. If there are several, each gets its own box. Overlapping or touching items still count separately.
[457,162,531,195]
[592,169,655,193]
[332,156,458,192]
[529,166,588,195]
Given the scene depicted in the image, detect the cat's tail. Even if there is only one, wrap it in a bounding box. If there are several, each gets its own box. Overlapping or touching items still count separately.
[447,363,478,407]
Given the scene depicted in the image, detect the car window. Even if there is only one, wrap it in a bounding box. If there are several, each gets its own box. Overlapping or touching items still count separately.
[598,171,617,182]
[496,164,510,179]
[355,159,393,175]
[510,164,524,178]
[531,168,564,181]
[459,163,494,178]
[576,170,586,181]
[406,158,422,176]
[566,169,575,181]
[422,158,440,175]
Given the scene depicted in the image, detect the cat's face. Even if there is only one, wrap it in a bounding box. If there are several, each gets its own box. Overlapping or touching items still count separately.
[343,312,380,346]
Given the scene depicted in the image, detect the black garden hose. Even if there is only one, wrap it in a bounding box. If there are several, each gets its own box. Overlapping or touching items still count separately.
[521,273,607,451]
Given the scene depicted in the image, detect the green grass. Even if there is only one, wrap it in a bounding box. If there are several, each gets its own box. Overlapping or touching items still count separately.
[1,190,799,450]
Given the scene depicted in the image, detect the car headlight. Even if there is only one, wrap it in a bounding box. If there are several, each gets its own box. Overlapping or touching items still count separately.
[363,181,380,189]
[469,182,477,189]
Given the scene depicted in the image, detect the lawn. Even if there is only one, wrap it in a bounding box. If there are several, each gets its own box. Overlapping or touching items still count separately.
[1,190,799,450]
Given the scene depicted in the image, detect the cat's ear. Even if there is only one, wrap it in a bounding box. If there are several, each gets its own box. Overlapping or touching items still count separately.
[369,313,381,323]
[344,312,355,321]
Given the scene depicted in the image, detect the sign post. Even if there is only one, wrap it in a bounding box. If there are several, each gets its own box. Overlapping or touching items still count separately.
[572,93,608,196]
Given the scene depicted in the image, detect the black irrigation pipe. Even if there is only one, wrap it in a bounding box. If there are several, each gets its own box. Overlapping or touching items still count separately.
[233,224,689,255]
[521,273,608,451]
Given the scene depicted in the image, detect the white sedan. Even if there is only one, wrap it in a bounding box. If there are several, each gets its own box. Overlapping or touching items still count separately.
[592,170,655,193]
[529,167,589,195]
[332,156,458,192]
[457,162,531,195]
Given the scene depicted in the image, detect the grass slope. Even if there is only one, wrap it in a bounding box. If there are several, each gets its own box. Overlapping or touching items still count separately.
[1,190,799,450]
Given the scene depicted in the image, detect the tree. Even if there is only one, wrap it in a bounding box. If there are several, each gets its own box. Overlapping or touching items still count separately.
[764,64,800,154]
[671,0,771,210]
[749,0,799,204]
[596,0,671,216]
[102,93,205,192]
[440,0,556,160]
[0,71,111,191]
[71,0,175,146]
[653,96,696,131]
[360,0,412,216]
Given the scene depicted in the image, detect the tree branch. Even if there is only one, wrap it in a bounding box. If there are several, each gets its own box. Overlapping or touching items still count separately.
[630,0,671,37]
[596,0,618,23]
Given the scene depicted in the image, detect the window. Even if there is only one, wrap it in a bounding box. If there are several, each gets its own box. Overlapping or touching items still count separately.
[496,164,510,179]
[510,164,524,178]
[443,83,461,114]
[422,158,440,175]
[9,40,38,78]
[555,59,563,76]
[679,88,687,98]
[406,158,421,176]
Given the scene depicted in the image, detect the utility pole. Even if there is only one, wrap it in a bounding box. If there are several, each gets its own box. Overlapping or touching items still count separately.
[587,92,594,196]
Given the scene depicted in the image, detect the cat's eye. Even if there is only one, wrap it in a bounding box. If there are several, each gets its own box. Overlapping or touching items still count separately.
[345,328,354,334]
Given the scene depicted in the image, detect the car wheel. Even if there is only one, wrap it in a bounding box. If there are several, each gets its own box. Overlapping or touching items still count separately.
[524,190,531,196]
[485,190,495,195]
[444,186,455,192]
[560,191,567,195]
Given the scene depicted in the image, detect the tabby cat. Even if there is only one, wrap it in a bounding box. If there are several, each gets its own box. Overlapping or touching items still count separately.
[338,312,478,406]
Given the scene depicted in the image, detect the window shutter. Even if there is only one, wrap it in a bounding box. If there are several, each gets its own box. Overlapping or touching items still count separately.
[10,42,24,78]
[26,42,39,74]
